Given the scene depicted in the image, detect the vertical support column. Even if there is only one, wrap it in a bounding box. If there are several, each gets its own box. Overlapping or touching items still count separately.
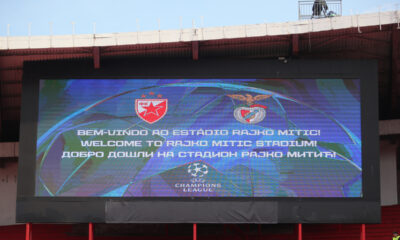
[193,223,197,240]
[360,224,366,240]
[93,47,100,69]
[164,224,169,237]
[292,34,299,57]
[192,41,199,61]
[89,222,93,240]
[298,223,302,240]
[25,223,32,240]
[391,25,399,117]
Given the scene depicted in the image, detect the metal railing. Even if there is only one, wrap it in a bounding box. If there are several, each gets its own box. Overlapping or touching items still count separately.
[298,0,342,20]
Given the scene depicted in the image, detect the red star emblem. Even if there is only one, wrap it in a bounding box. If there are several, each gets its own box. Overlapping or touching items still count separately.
[135,98,168,124]
[142,102,163,116]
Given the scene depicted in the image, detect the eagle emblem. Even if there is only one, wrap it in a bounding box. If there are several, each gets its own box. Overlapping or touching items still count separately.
[227,94,272,124]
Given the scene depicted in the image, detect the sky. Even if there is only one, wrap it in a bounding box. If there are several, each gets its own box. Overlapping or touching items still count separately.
[0,0,399,36]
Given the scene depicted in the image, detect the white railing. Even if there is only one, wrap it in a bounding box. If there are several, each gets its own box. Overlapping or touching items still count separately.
[299,0,342,20]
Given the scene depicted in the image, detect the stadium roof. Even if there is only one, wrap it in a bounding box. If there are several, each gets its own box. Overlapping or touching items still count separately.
[0,11,399,50]
[0,11,399,141]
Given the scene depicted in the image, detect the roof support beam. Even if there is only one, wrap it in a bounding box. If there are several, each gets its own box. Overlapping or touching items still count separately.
[0,142,18,158]
[380,119,400,135]
[292,34,299,56]
[0,72,3,140]
[192,41,199,60]
[93,47,100,69]
[391,25,399,117]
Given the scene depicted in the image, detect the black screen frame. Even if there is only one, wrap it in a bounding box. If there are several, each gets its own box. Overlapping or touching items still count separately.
[17,58,380,223]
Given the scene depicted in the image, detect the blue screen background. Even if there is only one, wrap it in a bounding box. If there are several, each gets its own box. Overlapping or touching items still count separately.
[35,79,362,197]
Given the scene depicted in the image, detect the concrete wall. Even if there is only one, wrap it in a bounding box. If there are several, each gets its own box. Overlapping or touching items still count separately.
[380,140,398,206]
[0,161,17,226]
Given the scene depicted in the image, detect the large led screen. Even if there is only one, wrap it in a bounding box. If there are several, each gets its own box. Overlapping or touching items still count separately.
[36,79,361,198]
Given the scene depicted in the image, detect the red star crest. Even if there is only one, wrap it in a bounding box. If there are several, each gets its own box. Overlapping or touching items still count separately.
[135,98,168,124]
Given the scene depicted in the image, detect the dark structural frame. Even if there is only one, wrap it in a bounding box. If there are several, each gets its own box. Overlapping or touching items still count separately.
[17,58,380,224]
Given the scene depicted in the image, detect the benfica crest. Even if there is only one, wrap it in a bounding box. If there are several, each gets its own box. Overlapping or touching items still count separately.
[227,94,272,124]
[135,92,168,124]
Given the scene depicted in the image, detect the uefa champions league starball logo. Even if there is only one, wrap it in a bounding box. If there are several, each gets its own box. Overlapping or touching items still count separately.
[188,163,209,178]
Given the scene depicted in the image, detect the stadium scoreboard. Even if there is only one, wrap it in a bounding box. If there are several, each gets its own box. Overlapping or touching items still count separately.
[17,59,380,223]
